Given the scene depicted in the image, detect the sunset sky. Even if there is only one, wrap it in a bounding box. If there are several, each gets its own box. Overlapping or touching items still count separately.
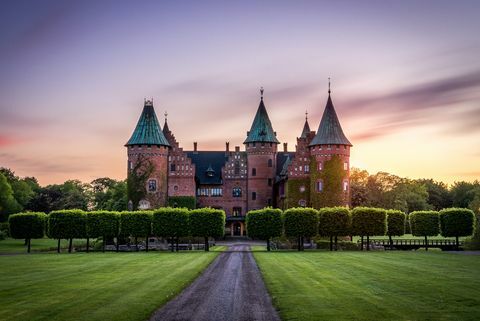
[1,0,479,186]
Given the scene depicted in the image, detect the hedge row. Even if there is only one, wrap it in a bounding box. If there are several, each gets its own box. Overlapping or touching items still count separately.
[246,207,475,251]
[8,208,225,253]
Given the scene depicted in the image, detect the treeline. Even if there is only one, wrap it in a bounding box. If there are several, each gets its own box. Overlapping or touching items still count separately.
[8,208,225,253]
[246,207,476,251]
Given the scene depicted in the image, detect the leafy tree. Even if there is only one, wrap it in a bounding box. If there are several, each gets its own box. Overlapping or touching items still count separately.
[350,168,369,207]
[28,180,91,213]
[246,208,283,251]
[48,209,87,253]
[189,208,225,251]
[120,211,153,251]
[439,208,475,249]
[318,207,351,251]
[0,173,20,221]
[450,181,480,208]
[351,207,387,250]
[386,210,406,246]
[152,207,190,251]
[8,212,47,252]
[409,210,439,251]
[418,179,453,210]
[283,207,318,251]
[387,181,430,213]
[91,178,128,211]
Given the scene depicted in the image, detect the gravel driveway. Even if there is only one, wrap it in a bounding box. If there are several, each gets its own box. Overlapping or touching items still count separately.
[149,244,280,321]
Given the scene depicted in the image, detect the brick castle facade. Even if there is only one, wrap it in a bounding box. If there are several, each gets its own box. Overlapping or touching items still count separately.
[126,86,352,236]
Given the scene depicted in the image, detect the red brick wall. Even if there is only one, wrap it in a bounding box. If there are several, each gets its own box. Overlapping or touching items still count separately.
[246,143,277,211]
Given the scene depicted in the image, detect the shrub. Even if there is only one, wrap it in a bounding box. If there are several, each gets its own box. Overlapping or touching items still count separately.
[0,222,9,237]
[318,207,351,251]
[153,207,190,251]
[167,196,196,209]
[283,207,318,251]
[8,212,47,252]
[189,208,225,251]
[351,207,387,250]
[246,208,283,251]
[386,210,406,246]
[410,210,439,251]
[120,211,152,251]
[439,208,475,249]
[86,211,120,252]
[48,209,87,253]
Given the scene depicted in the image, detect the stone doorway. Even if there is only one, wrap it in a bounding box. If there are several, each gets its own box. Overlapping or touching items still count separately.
[230,222,245,236]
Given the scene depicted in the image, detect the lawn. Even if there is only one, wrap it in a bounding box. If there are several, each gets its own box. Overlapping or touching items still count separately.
[0,238,88,254]
[253,251,480,321]
[0,251,219,321]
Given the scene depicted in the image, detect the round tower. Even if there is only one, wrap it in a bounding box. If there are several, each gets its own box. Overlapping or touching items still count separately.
[125,99,170,209]
[244,88,280,210]
[309,83,352,208]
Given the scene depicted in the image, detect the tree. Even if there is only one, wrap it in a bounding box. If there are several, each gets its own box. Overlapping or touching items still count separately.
[48,209,87,253]
[120,211,153,251]
[418,179,452,210]
[28,181,91,213]
[409,210,439,251]
[439,208,475,250]
[450,181,480,208]
[350,168,369,207]
[152,207,190,252]
[246,208,283,251]
[386,210,406,247]
[189,208,225,251]
[387,182,430,213]
[283,207,318,251]
[0,173,21,221]
[318,207,350,251]
[8,212,47,253]
[86,211,120,252]
[351,207,387,250]
[91,178,128,211]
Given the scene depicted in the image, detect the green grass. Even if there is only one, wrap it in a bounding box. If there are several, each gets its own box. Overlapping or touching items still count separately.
[0,252,219,321]
[0,238,88,254]
[254,251,480,321]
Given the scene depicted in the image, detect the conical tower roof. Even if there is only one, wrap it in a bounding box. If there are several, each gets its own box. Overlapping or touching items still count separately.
[125,100,170,147]
[244,90,280,144]
[300,116,311,139]
[309,93,352,146]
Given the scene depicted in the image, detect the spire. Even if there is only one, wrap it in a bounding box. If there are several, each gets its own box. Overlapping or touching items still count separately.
[162,111,170,134]
[300,110,311,139]
[328,77,331,95]
[309,87,352,147]
[125,100,170,147]
[244,88,280,144]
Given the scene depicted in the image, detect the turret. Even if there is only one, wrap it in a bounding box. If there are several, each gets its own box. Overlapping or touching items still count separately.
[126,99,170,209]
[244,88,280,210]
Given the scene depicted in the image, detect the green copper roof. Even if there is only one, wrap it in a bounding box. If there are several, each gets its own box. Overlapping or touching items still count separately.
[244,98,280,144]
[125,101,170,147]
[300,119,311,139]
[310,94,352,146]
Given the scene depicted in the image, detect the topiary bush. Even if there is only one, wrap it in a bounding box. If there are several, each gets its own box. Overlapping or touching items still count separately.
[120,211,152,251]
[246,208,283,251]
[86,211,120,252]
[8,212,47,253]
[351,207,387,251]
[167,196,196,209]
[386,209,406,246]
[189,208,225,251]
[48,209,87,253]
[410,210,439,251]
[283,207,318,251]
[153,207,190,252]
[439,208,475,250]
[318,207,351,251]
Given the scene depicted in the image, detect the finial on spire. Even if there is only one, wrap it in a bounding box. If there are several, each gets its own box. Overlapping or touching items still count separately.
[328,77,331,95]
[305,110,308,121]
[260,86,264,100]
[164,111,168,122]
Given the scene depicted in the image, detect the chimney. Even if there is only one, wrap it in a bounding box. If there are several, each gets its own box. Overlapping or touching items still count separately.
[283,143,288,152]
[194,142,197,152]
[235,146,240,152]
[226,142,230,153]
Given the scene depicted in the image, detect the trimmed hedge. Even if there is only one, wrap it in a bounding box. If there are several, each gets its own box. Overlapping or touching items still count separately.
[120,211,153,251]
[351,207,387,250]
[410,210,439,250]
[246,208,283,251]
[318,207,351,251]
[189,208,225,251]
[48,209,87,252]
[440,208,475,248]
[283,207,318,251]
[153,207,190,251]
[86,211,120,252]
[8,212,47,253]
[386,210,406,237]
[167,196,196,209]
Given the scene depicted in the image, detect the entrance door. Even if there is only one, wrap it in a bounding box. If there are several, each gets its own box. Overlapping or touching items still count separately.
[233,223,241,236]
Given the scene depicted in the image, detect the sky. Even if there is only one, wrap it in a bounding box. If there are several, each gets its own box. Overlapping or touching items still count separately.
[0,0,479,186]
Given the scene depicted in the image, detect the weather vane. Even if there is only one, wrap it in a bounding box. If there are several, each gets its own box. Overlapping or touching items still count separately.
[164,111,168,122]
[260,86,264,99]
[305,110,308,121]
[328,77,331,94]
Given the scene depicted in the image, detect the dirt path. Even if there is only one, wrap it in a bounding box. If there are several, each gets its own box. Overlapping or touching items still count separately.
[149,244,280,321]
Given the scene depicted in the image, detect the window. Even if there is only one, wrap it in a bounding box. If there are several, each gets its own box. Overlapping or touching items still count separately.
[336,144,340,149]
[316,180,323,192]
[252,168,256,176]
[197,188,209,196]
[318,162,323,171]
[252,192,257,200]
[343,180,349,191]
[327,144,331,150]
[299,185,305,193]
[174,185,178,191]
[232,207,242,217]
[234,161,240,175]
[298,199,306,207]
[170,164,176,172]
[344,162,348,170]
[232,187,242,197]
[148,179,157,192]
[128,161,133,170]
[268,159,273,167]
[304,165,310,173]
[211,188,223,197]
[268,178,272,186]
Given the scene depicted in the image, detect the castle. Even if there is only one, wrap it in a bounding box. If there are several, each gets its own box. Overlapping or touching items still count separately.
[126,86,352,236]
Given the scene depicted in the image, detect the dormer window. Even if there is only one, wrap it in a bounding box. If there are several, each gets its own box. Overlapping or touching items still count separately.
[206,165,215,177]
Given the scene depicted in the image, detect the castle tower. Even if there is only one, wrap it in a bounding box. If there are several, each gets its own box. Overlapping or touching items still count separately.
[244,88,280,210]
[309,83,352,208]
[125,99,170,209]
